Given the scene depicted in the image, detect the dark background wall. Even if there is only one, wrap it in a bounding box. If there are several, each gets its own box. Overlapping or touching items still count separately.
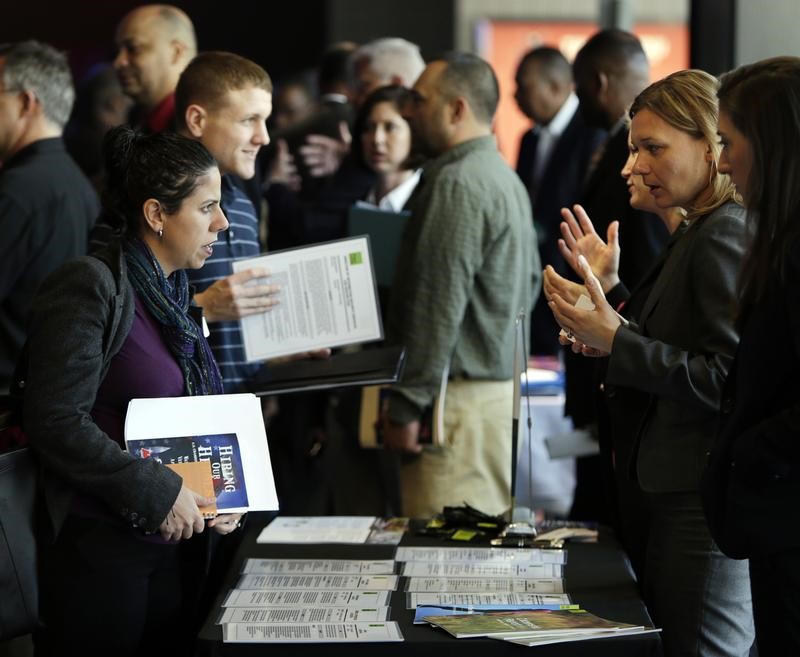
[0,0,456,87]
[0,1,330,84]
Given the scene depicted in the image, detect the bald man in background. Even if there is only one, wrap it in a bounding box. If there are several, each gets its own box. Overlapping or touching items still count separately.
[113,4,197,133]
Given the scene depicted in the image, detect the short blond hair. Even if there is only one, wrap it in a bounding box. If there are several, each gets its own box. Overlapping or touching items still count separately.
[175,51,272,130]
[629,69,739,218]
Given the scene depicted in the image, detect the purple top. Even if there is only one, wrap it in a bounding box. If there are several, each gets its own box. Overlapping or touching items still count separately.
[71,292,185,539]
[92,292,185,446]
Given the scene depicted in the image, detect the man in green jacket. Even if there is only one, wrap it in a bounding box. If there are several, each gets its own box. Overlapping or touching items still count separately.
[382,52,540,518]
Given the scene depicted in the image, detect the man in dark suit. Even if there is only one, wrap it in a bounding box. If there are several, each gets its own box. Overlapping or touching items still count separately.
[0,41,99,393]
[566,29,669,520]
[514,46,605,355]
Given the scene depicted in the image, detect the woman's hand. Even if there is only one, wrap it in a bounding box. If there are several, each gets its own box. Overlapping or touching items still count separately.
[543,265,587,306]
[548,255,622,354]
[208,513,244,536]
[158,485,214,542]
[558,205,621,293]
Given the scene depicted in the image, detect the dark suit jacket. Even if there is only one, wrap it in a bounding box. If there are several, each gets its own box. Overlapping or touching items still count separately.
[15,241,181,537]
[564,124,670,425]
[0,138,99,391]
[703,239,800,559]
[603,201,746,493]
[517,111,605,355]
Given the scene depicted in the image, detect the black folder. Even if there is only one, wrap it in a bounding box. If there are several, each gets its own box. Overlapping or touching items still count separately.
[247,345,406,396]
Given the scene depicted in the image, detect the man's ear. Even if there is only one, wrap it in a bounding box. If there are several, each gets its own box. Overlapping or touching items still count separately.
[596,71,610,103]
[19,90,38,118]
[450,95,467,125]
[170,39,188,66]
[184,103,207,138]
[142,198,164,235]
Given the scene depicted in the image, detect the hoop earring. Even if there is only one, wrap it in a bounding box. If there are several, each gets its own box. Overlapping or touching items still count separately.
[158,228,163,238]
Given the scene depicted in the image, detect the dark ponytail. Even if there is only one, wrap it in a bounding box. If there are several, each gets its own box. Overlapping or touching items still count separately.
[100,125,217,238]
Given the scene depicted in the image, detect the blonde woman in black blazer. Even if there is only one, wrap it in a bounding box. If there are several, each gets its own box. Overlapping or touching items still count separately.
[549,70,754,657]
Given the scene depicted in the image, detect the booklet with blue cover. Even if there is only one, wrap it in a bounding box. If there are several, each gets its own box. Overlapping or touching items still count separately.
[124,393,279,515]
[128,432,249,511]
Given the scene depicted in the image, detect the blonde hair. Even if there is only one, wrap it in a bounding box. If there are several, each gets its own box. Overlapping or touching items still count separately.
[629,69,739,218]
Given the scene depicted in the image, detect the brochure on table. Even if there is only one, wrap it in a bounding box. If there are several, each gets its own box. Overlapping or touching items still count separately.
[233,236,383,361]
[125,393,278,514]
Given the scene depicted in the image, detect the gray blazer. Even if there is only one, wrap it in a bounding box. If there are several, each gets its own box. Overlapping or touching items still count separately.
[605,201,747,493]
[17,241,181,537]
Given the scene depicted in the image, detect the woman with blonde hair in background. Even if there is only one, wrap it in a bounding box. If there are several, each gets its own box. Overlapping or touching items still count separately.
[547,69,754,656]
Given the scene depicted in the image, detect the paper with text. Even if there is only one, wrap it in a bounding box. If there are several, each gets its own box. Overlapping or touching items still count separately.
[236,574,398,591]
[406,593,572,609]
[218,606,390,624]
[242,559,396,575]
[394,546,566,564]
[401,562,563,578]
[233,237,382,360]
[404,577,565,594]
[256,516,376,544]
[223,589,391,608]
[222,621,403,643]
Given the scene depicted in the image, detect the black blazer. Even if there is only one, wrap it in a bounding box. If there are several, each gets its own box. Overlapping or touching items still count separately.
[517,110,605,267]
[564,125,671,425]
[517,108,604,355]
[603,202,746,493]
[703,240,800,558]
[16,241,181,537]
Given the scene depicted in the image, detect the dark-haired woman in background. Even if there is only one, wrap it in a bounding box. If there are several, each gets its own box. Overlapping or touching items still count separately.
[354,84,422,211]
[703,56,800,656]
[18,126,233,655]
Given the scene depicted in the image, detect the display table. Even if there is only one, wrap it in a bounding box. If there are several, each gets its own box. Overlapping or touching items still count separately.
[197,513,660,656]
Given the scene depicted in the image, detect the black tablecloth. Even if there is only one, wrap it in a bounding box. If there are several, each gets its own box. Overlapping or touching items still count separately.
[197,513,662,656]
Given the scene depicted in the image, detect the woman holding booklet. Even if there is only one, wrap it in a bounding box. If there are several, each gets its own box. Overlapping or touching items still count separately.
[18,126,239,655]
[545,71,754,656]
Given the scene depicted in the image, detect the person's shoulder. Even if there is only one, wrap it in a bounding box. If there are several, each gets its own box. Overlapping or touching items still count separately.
[702,201,748,233]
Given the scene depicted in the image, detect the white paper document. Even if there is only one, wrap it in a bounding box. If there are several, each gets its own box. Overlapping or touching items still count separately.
[401,562,563,578]
[256,516,377,544]
[242,558,396,575]
[404,577,565,594]
[222,621,404,643]
[394,546,566,564]
[406,593,572,609]
[233,237,382,360]
[223,589,392,608]
[217,606,390,624]
[124,393,278,513]
[236,574,398,591]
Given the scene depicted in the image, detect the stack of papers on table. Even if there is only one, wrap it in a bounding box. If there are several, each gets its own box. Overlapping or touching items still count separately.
[421,609,659,645]
[220,557,403,643]
[257,516,377,544]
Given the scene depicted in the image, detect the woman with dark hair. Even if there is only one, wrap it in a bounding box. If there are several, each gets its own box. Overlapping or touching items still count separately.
[547,70,754,657]
[17,126,233,655]
[702,56,800,657]
[353,84,422,211]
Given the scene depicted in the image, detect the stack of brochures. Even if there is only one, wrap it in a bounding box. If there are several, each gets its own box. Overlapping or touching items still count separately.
[419,608,660,646]
[396,546,658,646]
[219,557,403,643]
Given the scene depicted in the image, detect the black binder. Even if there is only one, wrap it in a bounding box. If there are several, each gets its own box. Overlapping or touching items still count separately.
[247,345,406,396]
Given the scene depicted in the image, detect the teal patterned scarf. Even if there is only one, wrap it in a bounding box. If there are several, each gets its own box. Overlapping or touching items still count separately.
[124,238,223,396]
